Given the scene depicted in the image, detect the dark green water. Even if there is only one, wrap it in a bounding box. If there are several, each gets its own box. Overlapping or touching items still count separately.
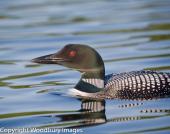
[0,0,170,134]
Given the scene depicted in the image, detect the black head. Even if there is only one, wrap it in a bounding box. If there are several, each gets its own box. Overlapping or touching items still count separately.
[32,44,105,79]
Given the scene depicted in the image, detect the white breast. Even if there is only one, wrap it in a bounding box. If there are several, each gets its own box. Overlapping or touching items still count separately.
[68,88,98,98]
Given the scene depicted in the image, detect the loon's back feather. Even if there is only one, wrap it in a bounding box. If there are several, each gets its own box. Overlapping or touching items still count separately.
[104,70,170,99]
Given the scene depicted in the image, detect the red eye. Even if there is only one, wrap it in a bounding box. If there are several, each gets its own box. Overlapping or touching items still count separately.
[69,50,76,57]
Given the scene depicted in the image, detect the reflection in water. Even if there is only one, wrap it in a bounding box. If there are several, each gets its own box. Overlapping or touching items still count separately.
[37,99,170,129]
[42,99,106,128]
[0,96,170,132]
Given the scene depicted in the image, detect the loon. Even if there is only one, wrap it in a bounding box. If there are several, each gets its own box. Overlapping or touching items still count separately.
[32,44,170,100]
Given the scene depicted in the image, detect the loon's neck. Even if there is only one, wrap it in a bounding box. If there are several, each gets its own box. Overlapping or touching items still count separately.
[75,69,105,93]
[82,78,104,88]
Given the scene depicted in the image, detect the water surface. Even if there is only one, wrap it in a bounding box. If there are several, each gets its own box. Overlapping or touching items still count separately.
[0,0,170,134]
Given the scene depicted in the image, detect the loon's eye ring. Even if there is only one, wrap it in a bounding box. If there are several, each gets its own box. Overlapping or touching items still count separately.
[68,50,77,57]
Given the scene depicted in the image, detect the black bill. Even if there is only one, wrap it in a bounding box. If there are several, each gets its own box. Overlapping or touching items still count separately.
[32,53,68,64]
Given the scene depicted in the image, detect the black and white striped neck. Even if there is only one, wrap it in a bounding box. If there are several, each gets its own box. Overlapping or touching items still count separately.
[74,67,105,93]
[74,78,104,93]
[82,78,104,89]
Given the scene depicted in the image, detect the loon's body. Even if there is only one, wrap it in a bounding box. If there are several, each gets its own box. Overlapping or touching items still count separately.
[104,70,170,99]
[32,44,170,100]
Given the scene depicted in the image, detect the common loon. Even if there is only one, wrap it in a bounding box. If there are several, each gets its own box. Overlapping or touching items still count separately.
[32,44,170,100]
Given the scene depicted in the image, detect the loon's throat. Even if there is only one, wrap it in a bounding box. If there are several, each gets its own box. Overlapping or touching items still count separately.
[82,78,104,88]
[75,78,104,93]
[81,65,105,79]
[75,67,105,93]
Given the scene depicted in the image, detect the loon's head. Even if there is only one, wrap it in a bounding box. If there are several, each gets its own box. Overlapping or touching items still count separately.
[32,44,105,80]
